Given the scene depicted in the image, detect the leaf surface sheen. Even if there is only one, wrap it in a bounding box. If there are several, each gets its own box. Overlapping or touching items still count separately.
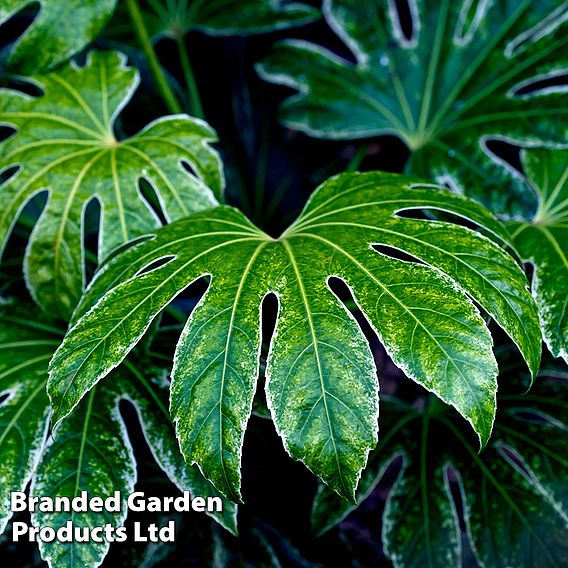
[0,300,235,568]
[0,0,116,73]
[49,172,541,502]
[312,374,568,568]
[0,50,223,320]
[258,0,568,215]
[509,149,568,362]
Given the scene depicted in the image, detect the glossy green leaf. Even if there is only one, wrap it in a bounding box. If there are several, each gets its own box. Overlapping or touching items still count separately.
[0,298,59,534]
[0,300,236,568]
[119,360,238,535]
[0,50,223,320]
[312,371,568,568]
[31,384,136,568]
[509,149,568,362]
[34,364,237,568]
[258,0,568,215]
[0,0,116,73]
[49,171,540,502]
[107,0,318,40]
[383,442,460,567]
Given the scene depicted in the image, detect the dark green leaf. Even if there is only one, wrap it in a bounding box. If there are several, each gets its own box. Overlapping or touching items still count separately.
[0,0,116,73]
[312,373,568,568]
[509,149,568,362]
[49,171,540,502]
[258,0,568,215]
[383,443,460,568]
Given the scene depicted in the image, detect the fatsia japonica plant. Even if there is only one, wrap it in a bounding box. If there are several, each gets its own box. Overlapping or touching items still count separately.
[0,299,237,566]
[508,148,568,361]
[311,359,568,567]
[258,0,568,215]
[49,170,540,503]
[0,50,222,319]
[0,0,567,567]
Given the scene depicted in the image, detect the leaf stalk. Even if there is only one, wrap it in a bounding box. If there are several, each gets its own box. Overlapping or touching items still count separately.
[176,35,205,119]
[126,0,183,114]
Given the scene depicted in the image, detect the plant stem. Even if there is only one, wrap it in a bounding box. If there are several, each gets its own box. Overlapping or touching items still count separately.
[347,144,368,172]
[176,36,205,119]
[126,0,182,114]
[265,166,296,220]
[254,119,270,220]
[420,410,434,565]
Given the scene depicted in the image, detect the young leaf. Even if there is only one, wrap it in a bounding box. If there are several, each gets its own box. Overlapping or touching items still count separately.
[509,149,568,362]
[107,0,318,41]
[312,371,568,568]
[0,0,116,73]
[0,300,236,568]
[258,0,568,214]
[49,171,541,502]
[0,50,223,320]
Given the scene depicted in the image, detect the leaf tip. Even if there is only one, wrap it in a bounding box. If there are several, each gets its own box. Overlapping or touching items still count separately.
[475,420,493,454]
[335,484,357,505]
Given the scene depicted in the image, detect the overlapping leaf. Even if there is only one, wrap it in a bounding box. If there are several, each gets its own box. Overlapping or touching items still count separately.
[32,383,136,568]
[107,0,318,41]
[0,299,236,568]
[258,0,568,215]
[0,0,116,73]
[0,298,58,534]
[312,369,568,568]
[48,171,540,503]
[0,50,223,320]
[509,149,568,362]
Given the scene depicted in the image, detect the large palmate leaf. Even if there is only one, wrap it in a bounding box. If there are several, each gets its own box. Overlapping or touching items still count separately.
[312,368,568,568]
[0,50,223,320]
[0,0,116,73]
[48,171,540,503]
[508,149,568,362]
[0,300,236,568]
[107,0,318,41]
[258,0,568,215]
